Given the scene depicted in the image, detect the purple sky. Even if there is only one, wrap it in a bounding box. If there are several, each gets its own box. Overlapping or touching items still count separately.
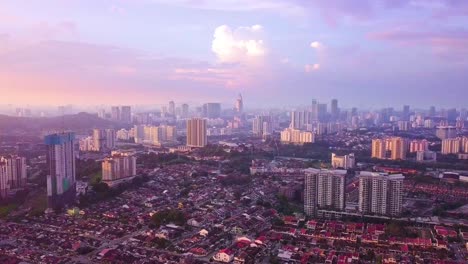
[0,0,467,108]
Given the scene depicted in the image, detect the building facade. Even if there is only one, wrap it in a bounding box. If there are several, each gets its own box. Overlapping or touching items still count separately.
[358,172,404,217]
[304,169,346,217]
[45,132,76,209]
[186,118,207,148]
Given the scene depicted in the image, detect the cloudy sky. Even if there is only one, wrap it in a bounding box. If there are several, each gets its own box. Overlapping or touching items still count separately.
[1,0,467,108]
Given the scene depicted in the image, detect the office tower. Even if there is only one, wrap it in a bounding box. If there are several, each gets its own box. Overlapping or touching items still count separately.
[318,103,328,121]
[397,121,410,131]
[358,172,404,216]
[252,115,271,137]
[168,101,175,116]
[402,105,410,121]
[331,99,339,120]
[44,132,76,209]
[429,106,436,117]
[311,99,319,121]
[102,152,137,184]
[111,106,120,121]
[290,110,310,129]
[304,169,346,217]
[186,118,207,148]
[331,153,355,169]
[409,139,429,153]
[390,137,406,160]
[446,108,458,122]
[202,103,221,118]
[441,138,461,154]
[120,106,132,123]
[0,156,27,198]
[280,128,314,144]
[181,104,189,118]
[371,139,386,159]
[436,126,457,140]
[235,94,243,113]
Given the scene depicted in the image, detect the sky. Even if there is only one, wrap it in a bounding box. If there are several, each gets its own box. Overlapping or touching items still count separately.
[0,0,467,108]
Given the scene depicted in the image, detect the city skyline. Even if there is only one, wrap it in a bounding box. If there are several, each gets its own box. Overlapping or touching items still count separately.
[1,1,468,107]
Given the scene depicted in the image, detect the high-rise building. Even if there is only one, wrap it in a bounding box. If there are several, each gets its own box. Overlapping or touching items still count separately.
[91,129,116,151]
[0,155,27,198]
[441,138,461,154]
[252,115,272,137]
[416,151,437,162]
[168,101,175,116]
[304,169,346,217]
[202,103,221,118]
[186,118,207,148]
[358,171,404,216]
[397,121,410,131]
[102,152,137,184]
[436,126,457,140]
[330,99,339,120]
[120,106,132,123]
[235,94,243,113]
[429,106,436,117]
[318,103,328,121]
[462,137,468,153]
[331,153,355,169]
[390,137,406,160]
[409,139,429,153]
[181,104,189,118]
[290,110,311,129]
[371,139,386,159]
[44,132,76,209]
[280,128,314,144]
[111,106,120,121]
[402,105,410,121]
[311,99,319,121]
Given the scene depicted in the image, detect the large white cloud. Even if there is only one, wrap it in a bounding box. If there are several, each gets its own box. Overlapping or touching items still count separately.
[212,25,267,63]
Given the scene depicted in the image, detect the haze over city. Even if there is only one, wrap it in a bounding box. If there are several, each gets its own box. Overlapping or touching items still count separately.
[1,1,468,264]
[1,0,468,107]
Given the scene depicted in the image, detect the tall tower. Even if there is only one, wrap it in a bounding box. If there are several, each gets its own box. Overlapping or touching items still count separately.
[235,94,243,113]
[120,106,132,124]
[186,118,207,148]
[45,132,76,209]
[331,99,339,120]
[168,101,175,116]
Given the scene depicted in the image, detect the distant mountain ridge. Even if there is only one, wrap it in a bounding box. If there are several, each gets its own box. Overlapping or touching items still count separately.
[0,112,118,131]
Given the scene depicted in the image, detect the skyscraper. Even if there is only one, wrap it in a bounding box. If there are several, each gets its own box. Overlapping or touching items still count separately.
[402,105,410,121]
[168,101,175,116]
[202,103,221,118]
[311,99,319,121]
[186,118,207,147]
[0,155,27,198]
[358,172,404,216]
[120,106,132,123]
[290,110,311,129]
[304,169,346,217]
[111,106,120,121]
[181,103,189,118]
[45,132,76,209]
[331,99,339,120]
[252,115,271,137]
[235,94,243,113]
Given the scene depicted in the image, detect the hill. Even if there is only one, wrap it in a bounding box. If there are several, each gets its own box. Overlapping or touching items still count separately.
[0,112,118,132]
